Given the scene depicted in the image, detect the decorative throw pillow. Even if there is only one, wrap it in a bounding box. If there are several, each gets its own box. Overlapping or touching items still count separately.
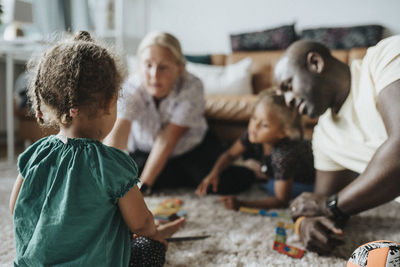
[184,54,212,64]
[186,58,253,96]
[230,24,297,51]
[300,25,384,49]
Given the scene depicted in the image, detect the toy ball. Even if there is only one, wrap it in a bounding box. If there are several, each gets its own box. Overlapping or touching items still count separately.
[347,240,400,267]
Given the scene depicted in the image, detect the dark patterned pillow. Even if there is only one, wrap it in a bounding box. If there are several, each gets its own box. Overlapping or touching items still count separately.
[300,25,384,49]
[184,54,212,65]
[230,24,297,52]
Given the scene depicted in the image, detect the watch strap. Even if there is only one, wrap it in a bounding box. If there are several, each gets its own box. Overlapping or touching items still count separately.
[326,194,349,222]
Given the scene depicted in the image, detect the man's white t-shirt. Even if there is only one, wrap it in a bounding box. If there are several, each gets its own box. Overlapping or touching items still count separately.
[313,35,400,174]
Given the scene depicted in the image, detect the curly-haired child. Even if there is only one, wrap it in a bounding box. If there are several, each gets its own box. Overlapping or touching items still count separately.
[9,31,184,267]
[196,89,315,210]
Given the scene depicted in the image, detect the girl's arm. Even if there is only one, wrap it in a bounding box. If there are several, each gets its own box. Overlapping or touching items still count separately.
[9,174,24,214]
[118,185,167,247]
[103,118,132,150]
[222,179,293,210]
[196,139,246,196]
[139,123,187,186]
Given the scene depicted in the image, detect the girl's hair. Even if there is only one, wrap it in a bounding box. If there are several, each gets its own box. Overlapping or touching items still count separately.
[137,31,185,66]
[27,30,126,126]
[256,89,303,140]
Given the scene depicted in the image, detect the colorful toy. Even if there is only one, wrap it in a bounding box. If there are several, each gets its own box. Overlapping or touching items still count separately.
[153,210,187,223]
[347,240,400,267]
[276,221,294,230]
[152,198,183,216]
[273,221,305,259]
[152,198,185,223]
[274,226,287,243]
[238,207,290,219]
[273,241,305,259]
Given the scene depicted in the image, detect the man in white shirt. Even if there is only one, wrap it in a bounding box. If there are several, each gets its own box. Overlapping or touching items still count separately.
[274,35,400,254]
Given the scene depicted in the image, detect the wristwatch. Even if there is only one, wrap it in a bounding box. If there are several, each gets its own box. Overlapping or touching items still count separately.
[326,194,349,222]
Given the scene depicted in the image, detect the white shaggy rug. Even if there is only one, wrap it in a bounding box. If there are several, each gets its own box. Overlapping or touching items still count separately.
[1,160,400,266]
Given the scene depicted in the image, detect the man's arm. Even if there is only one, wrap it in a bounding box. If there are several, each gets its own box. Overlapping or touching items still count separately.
[338,79,400,215]
[314,169,359,196]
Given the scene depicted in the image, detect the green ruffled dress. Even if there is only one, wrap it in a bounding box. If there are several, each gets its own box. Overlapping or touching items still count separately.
[14,135,139,267]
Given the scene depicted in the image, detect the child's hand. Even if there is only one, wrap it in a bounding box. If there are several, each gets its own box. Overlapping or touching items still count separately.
[150,231,168,250]
[196,173,219,196]
[219,196,240,210]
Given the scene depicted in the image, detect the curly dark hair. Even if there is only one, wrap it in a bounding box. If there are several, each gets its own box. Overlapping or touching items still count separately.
[27,31,126,127]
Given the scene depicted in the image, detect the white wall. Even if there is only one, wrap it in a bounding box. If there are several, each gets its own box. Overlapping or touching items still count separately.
[135,0,400,54]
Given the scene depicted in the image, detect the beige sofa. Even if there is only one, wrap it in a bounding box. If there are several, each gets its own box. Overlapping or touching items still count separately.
[205,47,368,142]
[15,48,368,145]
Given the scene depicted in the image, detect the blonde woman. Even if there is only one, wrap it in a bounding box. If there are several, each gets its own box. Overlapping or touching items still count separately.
[105,32,254,195]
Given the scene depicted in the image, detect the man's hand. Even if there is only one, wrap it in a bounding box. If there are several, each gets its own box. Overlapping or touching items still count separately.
[196,173,219,196]
[299,216,344,255]
[290,192,330,220]
[219,196,241,210]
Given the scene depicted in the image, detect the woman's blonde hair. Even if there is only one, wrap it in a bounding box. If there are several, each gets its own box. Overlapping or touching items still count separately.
[256,89,303,140]
[137,31,185,65]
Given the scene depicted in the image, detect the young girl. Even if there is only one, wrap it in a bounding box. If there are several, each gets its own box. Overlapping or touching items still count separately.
[9,31,184,267]
[196,89,315,210]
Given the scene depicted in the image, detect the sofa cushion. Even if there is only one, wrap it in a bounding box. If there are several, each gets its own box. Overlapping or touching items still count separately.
[205,94,258,121]
[300,25,383,49]
[210,54,226,66]
[225,51,285,94]
[230,24,297,52]
[186,58,252,95]
[348,47,368,63]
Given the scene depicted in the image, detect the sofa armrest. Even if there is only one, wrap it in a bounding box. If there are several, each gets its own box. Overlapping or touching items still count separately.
[205,94,258,121]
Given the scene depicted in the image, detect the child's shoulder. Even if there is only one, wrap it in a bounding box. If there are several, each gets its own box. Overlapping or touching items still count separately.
[99,144,137,171]
[18,135,57,163]
[89,143,139,196]
[18,135,63,178]
[273,138,312,155]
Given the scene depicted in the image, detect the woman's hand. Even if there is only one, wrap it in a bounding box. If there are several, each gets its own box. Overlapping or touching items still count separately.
[219,196,241,210]
[298,216,344,255]
[196,172,219,196]
[140,123,187,186]
[290,192,330,221]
